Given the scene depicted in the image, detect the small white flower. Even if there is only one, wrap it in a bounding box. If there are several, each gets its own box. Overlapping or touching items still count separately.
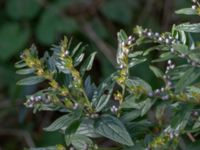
[165,38,170,44]
[128,36,133,40]
[192,5,197,10]
[158,37,163,42]
[170,64,175,69]
[73,103,79,109]
[147,32,152,37]
[168,60,172,65]
[155,32,159,37]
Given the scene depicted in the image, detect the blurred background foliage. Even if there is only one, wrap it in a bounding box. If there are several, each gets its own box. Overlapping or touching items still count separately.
[0,0,195,149]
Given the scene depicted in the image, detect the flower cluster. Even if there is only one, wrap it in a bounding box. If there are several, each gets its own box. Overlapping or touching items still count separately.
[25,95,50,108]
[116,35,135,86]
[135,27,200,67]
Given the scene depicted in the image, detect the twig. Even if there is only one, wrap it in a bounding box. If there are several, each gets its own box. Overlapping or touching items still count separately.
[186,132,196,142]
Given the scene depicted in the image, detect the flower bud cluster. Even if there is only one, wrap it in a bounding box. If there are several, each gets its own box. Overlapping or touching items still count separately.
[138,28,200,67]
[164,60,174,88]
[110,105,118,113]
[117,35,135,68]
[140,29,179,45]
[86,113,99,119]
[26,95,50,108]
[149,128,179,149]
[148,60,175,100]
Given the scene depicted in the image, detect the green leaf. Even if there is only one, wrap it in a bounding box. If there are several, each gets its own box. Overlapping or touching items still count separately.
[175,8,198,15]
[0,23,30,61]
[16,68,35,75]
[80,52,97,75]
[44,114,76,132]
[6,0,40,20]
[129,58,147,68]
[71,134,93,150]
[141,98,155,116]
[152,52,175,63]
[17,76,45,86]
[149,65,164,78]
[95,115,134,146]
[117,29,128,42]
[172,43,189,55]
[126,77,152,93]
[175,68,200,92]
[76,119,100,138]
[71,42,82,57]
[95,83,114,112]
[175,23,200,33]
[15,60,27,68]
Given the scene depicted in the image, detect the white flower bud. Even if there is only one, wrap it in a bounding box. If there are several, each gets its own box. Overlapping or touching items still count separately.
[192,5,197,9]
[158,37,163,42]
[170,64,175,69]
[165,38,170,44]
[147,32,152,37]
[64,50,69,56]
[128,36,133,40]
[155,89,160,94]
[155,32,159,37]
[30,96,34,101]
[73,103,79,110]
[167,60,172,65]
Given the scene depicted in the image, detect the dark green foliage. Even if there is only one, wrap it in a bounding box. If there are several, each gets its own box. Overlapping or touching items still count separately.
[14,0,200,150]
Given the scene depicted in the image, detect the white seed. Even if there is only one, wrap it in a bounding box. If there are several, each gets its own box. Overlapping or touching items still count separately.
[148,92,153,97]
[64,50,69,56]
[69,147,75,150]
[158,37,163,41]
[147,32,152,37]
[166,66,170,70]
[168,60,172,65]
[155,89,160,94]
[128,36,133,40]
[192,5,197,9]
[161,87,165,92]
[165,38,170,44]
[128,40,132,45]
[171,40,176,44]
[121,42,125,47]
[155,32,159,37]
[167,81,172,87]
[170,64,175,69]
[169,132,174,139]
[30,96,34,101]
[73,103,78,109]
[162,95,169,100]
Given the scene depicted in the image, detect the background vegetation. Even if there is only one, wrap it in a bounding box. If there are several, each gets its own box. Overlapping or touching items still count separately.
[0,0,197,149]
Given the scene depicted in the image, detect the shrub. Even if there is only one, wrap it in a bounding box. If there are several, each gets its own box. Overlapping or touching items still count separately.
[16,1,200,150]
